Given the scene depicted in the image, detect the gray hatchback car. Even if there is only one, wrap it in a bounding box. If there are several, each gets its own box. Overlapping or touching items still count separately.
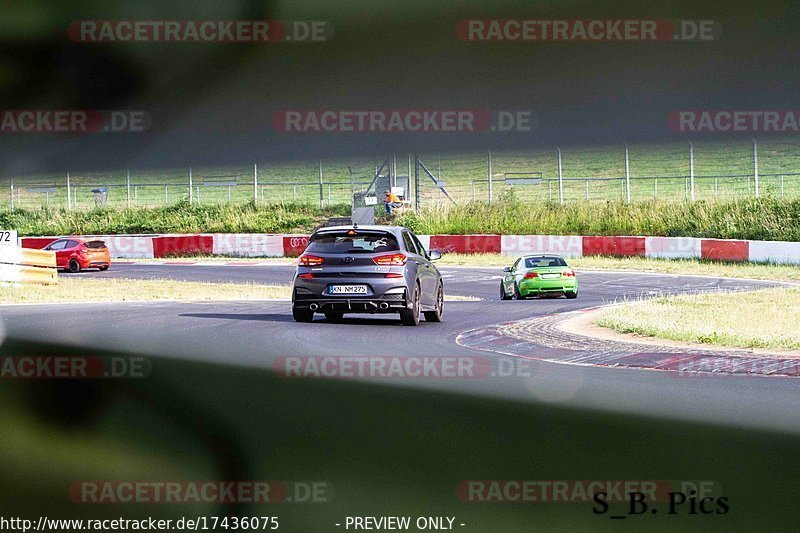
[291,225,444,325]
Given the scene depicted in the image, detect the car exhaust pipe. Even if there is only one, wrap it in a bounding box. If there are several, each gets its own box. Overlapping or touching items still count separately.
[379,302,389,310]
[309,303,319,311]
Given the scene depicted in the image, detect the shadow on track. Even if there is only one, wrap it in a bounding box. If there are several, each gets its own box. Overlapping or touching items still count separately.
[180,312,411,326]
[179,313,296,322]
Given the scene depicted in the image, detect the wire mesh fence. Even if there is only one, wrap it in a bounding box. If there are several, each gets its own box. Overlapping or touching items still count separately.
[3,139,800,211]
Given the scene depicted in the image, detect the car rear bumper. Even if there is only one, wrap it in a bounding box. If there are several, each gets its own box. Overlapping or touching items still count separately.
[293,297,409,313]
[292,277,411,313]
[520,278,578,295]
[80,258,110,268]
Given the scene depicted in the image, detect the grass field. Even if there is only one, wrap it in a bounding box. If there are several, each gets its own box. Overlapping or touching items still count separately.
[5,196,800,241]
[0,278,479,304]
[4,138,800,210]
[0,278,289,304]
[595,287,800,351]
[398,196,800,241]
[440,254,800,281]
[120,254,800,283]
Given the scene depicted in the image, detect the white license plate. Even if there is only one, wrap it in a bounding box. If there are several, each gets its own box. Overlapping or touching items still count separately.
[329,284,368,294]
[540,273,560,279]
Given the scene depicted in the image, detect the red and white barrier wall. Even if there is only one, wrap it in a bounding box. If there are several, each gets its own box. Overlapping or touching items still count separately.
[17,233,800,265]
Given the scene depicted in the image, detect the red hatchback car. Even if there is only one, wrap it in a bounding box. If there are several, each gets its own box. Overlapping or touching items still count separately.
[42,238,111,273]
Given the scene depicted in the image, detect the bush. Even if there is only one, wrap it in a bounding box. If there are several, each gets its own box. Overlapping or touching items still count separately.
[398,197,800,241]
[4,197,799,241]
[2,201,350,236]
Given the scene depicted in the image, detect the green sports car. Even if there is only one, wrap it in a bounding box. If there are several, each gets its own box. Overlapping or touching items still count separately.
[500,255,578,300]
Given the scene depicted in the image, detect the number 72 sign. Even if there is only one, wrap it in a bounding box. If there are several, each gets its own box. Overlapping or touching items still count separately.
[0,230,17,246]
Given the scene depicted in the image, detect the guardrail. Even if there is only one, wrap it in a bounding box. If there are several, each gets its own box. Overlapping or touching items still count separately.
[0,246,57,285]
[17,233,800,265]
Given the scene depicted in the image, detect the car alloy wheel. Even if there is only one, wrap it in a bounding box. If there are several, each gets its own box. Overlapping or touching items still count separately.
[513,282,525,300]
[500,282,512,300]
[400,283,421,326]
[424,282,444,322]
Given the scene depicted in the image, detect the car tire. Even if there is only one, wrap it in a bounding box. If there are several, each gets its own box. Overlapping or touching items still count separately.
[68,259,81,274]
[500,282,512,300]
[99,266,109,271]
[566,291,578,299]
[513,282,525,300]
[292,308,315,322]
[400,283,421,326]
[324,312,344,321]
[424,282,444,322]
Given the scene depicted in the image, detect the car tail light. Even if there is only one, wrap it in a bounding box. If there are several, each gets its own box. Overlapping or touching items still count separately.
[298,255,324,266]
[385,273,404,278]
[297,273,314,279]
[374,253,407,266]
[563,270,576,277]
[523,272,539,279]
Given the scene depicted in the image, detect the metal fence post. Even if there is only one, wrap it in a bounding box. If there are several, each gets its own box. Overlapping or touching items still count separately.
[189,166,193,204]
[557,146,563,205]
[9,178,13,210]
[348,162,354,208]
[66,171,72,210]
[319,160,324,208]
[408,155,412,199]
[753,137,759,197]
[487,149,493,204]
[585,179,589,200]
[624,144,631,203]
[254,163,258,203]
[126,169,131,208]
[688,142,695,202]
[414,155,420,210]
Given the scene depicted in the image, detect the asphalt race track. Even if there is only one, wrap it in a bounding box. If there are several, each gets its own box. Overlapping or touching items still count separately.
[2,263,799,434]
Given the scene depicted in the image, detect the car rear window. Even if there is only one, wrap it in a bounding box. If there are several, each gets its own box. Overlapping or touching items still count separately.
[85,241,107,249]
[306,231,399,254]
[525,256,567,268]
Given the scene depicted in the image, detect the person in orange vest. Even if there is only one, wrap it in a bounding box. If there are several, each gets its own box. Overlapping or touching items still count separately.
[384,190,402,215]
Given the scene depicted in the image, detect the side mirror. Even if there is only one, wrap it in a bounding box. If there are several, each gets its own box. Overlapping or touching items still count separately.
[429,250,442,261]
[503,266,512,272]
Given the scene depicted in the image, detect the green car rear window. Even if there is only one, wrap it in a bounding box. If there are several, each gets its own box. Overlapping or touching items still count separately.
[525,257,567,268]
